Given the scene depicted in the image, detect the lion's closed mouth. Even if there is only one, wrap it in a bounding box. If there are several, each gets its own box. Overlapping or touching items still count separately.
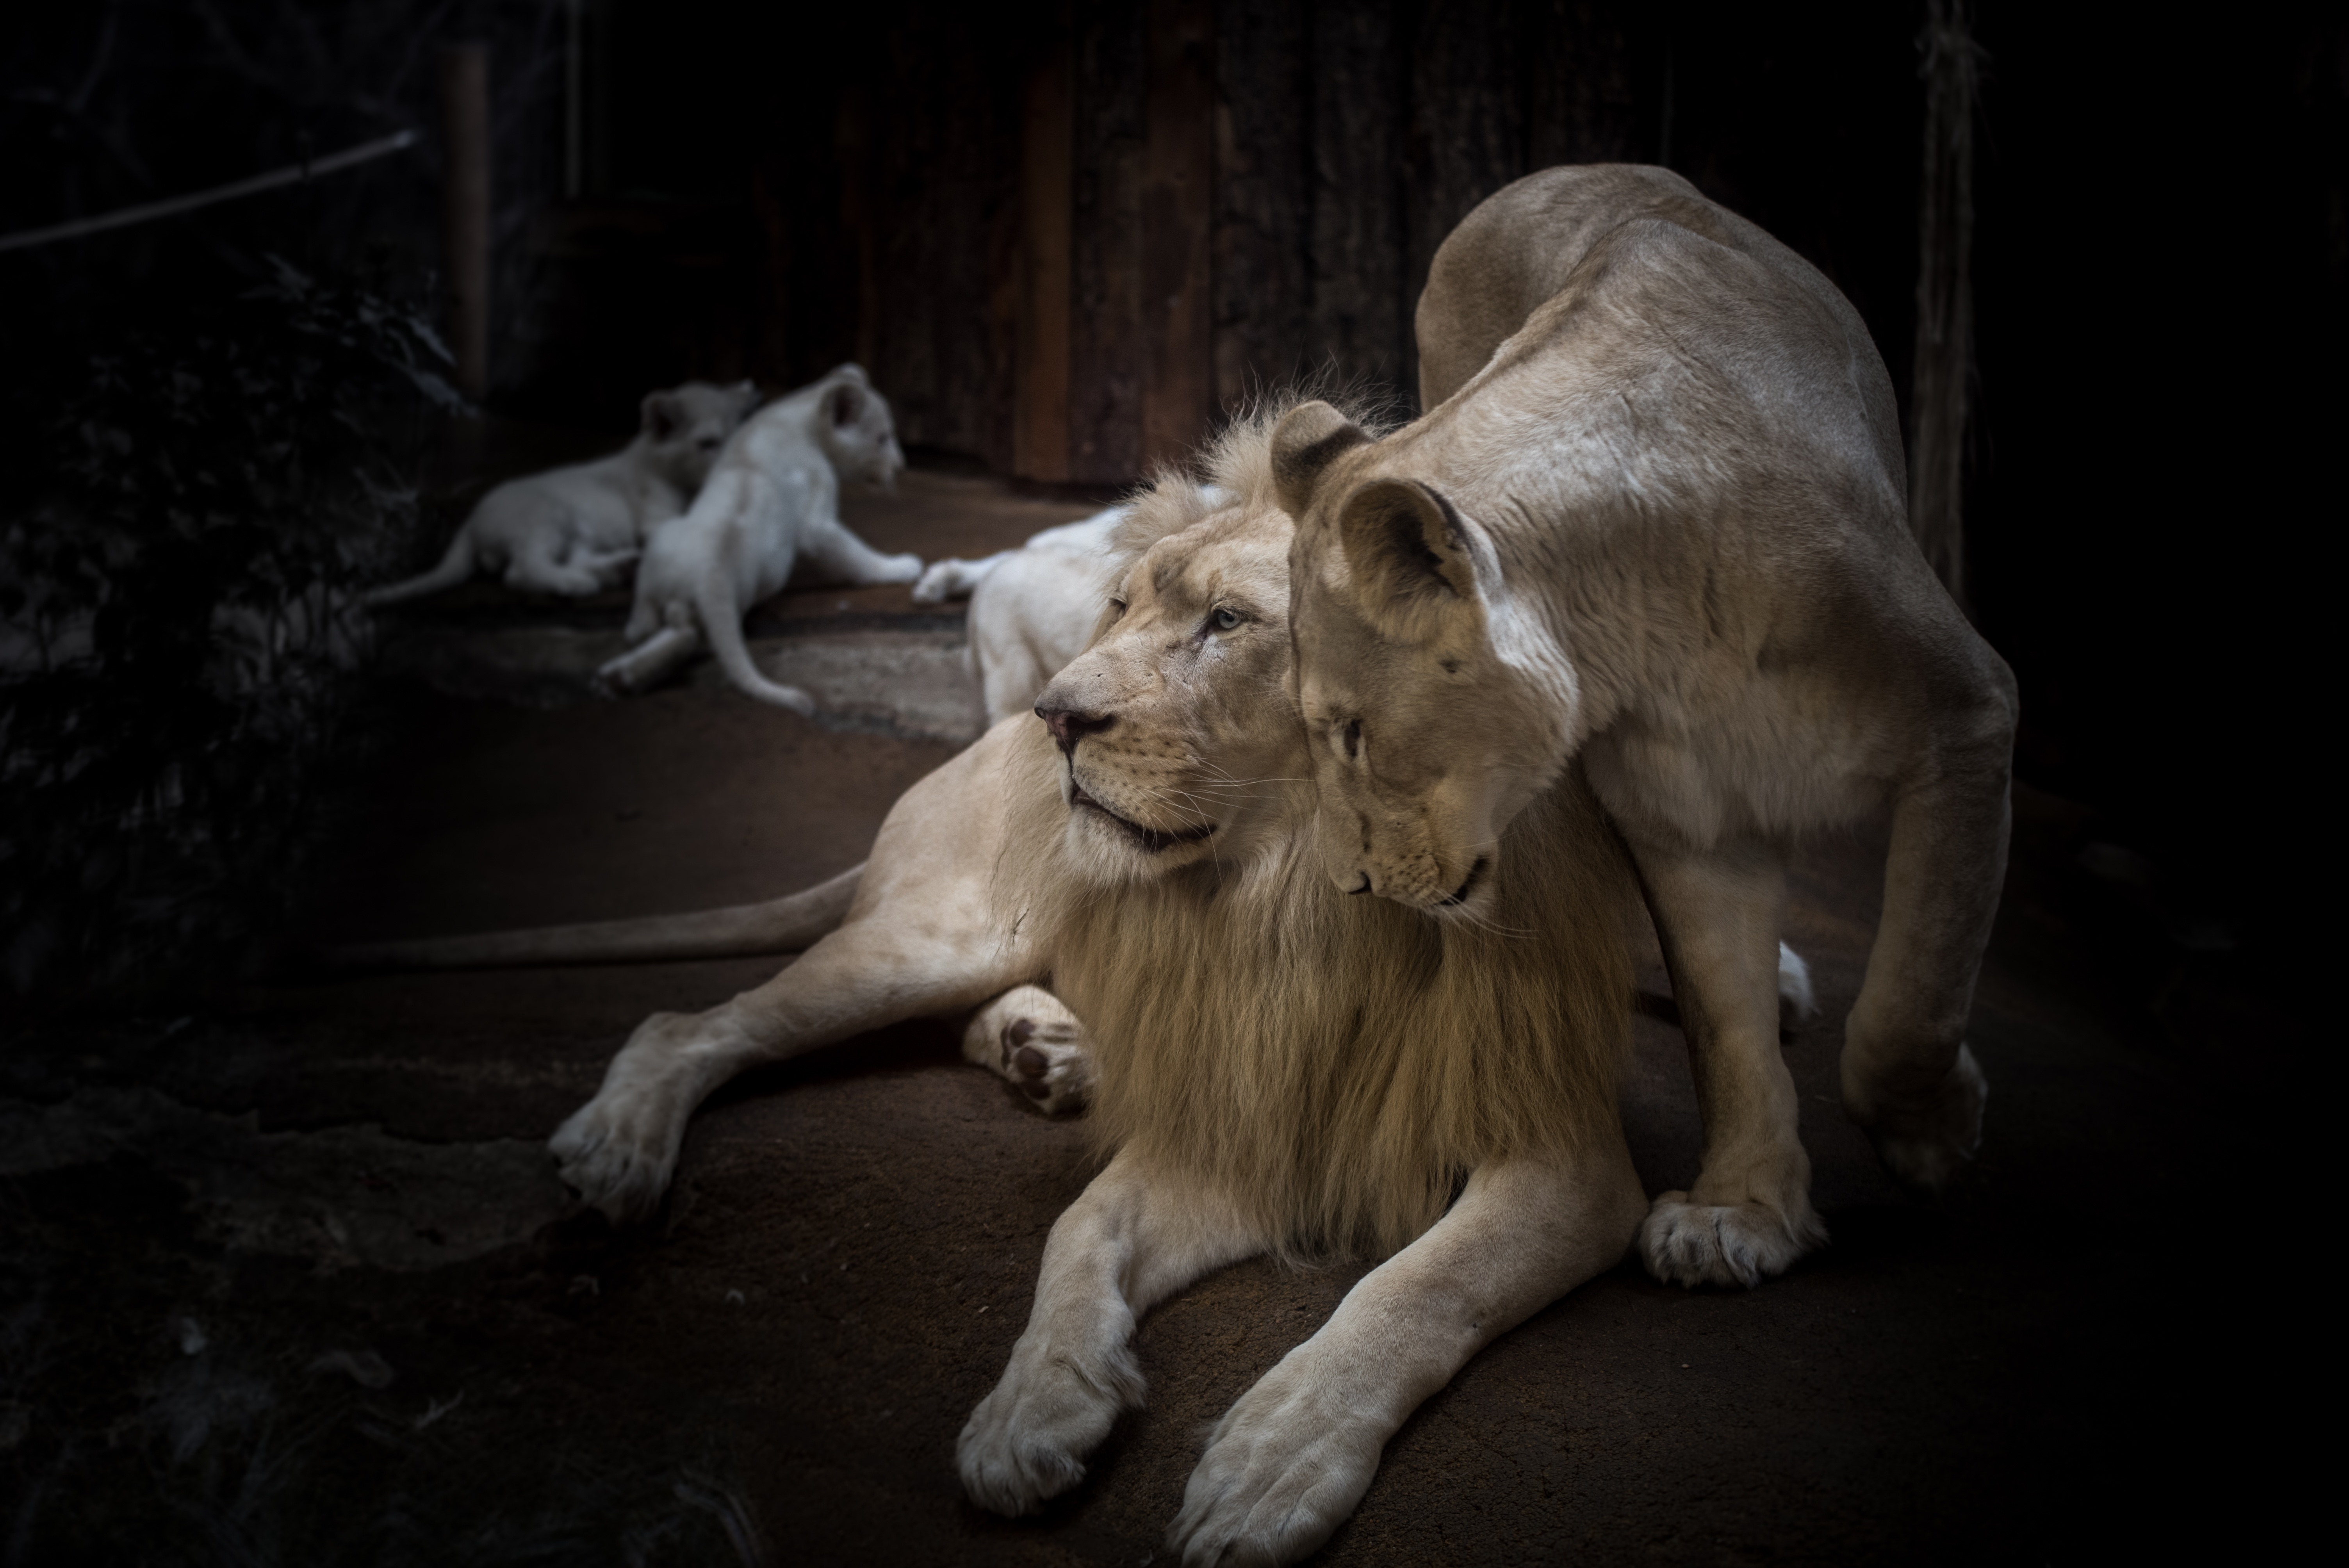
[1441,856,1488,906]
[1070,783,1215,853]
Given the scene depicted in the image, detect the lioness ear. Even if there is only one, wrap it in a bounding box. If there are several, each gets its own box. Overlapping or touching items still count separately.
[1335,478,1480,635]
[1270,401,1372,518]
[640,390,680,442]
[825,379,865,428]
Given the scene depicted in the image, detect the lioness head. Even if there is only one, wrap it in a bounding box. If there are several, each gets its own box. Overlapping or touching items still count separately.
[641,379,761,490]
[1273,401,1568,917]
[1031,486,1311,889]
[814,363,907,494]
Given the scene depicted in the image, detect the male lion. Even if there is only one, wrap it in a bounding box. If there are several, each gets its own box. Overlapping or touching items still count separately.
[1272,164,2019,1290]
[436,409,1652,1564]
[337,403,1814,1559]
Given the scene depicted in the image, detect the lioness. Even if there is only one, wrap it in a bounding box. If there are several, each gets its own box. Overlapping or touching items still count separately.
[1274,164,2019,1289]
[365,380,758,606]
[597,364,923,711]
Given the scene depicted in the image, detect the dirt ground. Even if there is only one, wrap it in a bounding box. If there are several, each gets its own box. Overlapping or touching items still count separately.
[0,462,2298,1564]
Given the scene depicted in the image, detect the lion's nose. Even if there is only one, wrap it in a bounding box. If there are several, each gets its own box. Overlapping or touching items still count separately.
[1035,697,1114,756]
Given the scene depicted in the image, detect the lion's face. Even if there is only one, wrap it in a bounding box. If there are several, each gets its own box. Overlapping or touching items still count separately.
[817,367,907,493]
[642,380,761,490]
[1287,476,1566,920]
[1032,507,1309,886]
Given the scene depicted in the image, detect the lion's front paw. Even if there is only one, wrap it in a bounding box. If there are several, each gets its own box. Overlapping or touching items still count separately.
[1640,1192,1828,1289]
[1167,1351,1383,1568]
[879,551,925,586]
[1854,1042,1987,1193]
[957,1331,1142,1516]
[963,986,1094,1115]
[910,559,962,604]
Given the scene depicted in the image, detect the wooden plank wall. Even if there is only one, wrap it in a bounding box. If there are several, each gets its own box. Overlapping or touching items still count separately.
[759,0,1652,485]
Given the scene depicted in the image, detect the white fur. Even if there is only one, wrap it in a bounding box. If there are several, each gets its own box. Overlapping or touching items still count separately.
[597,365,921,711]
[365,381,756,606]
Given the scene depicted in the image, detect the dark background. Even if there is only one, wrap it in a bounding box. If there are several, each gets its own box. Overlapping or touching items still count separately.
[0,3,2336,1559]
[5,0,2337,974]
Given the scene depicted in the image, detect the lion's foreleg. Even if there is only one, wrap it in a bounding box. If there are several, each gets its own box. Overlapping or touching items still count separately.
[1629,836,1829,1288]
[1166,1140,1647,1568]
[959,1147,1262,1516]
[1842,715,2013,1191]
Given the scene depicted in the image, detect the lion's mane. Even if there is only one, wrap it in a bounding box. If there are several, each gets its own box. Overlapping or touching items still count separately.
[1001,405,1638,1262]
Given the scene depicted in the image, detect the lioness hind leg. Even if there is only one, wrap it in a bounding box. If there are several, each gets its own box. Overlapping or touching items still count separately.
[1843,713,2013,1192]
[1628,838,1828,1289]
[962,984,1095,1115]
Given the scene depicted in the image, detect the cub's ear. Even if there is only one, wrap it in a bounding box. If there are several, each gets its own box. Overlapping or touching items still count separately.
[825,378,866,427]
[1270,402,1372,518]
[825,362,871,385]
[1335,478,1480,637]
[640,390,681,442]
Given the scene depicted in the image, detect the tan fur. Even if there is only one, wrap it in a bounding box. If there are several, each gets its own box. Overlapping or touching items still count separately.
[493,405,1651,1561]
[995,440,1634,1256]
[1277,164,2019,1290]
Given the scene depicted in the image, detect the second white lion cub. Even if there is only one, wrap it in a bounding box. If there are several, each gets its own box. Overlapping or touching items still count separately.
[598,364,921,712]
[365,380,758,606]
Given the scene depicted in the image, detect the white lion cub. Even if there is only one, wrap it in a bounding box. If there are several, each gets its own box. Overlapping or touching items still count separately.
[598,364,921,711]
[365,380,758,606]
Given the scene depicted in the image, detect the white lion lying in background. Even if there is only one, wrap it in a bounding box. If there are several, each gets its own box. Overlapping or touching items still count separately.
[364,380,757,606]
[916,508,1125,723]
[596,364,922,712]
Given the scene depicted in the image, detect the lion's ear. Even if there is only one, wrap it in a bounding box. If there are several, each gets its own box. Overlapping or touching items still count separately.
[1271,402,1372,517]
[825,378,866,428]
[640,390,681,442]
[1335,478,1480,639]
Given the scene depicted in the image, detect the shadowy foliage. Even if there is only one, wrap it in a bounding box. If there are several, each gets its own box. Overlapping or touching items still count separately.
[0,258,459,1007]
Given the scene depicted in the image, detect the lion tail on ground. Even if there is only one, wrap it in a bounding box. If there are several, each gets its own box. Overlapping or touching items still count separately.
[364,529,477,608]
[697,574,818,715]
[326,864,864,971]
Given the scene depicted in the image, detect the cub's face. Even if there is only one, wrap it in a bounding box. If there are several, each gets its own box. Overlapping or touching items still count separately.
[818,372,907,492]
[1032,507,1311,886]
[642,380,760,490]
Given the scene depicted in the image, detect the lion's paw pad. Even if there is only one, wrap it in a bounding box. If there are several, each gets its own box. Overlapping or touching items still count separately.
[1640,1194,1827,1289]
[964,989,1094,1115]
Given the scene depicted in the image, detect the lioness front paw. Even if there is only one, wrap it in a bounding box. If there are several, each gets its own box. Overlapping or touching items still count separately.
[962,986,1094,1115]
[957,1331,1143,1516]
[1167,1351,1383,1568]
[1854,1042,1987,1193]
[1640,1192,1829,1289]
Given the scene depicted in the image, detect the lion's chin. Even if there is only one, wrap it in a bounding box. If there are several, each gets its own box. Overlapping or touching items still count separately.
[1068,784,1217,855]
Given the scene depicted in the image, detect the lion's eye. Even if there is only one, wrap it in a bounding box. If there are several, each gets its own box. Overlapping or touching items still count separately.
[1108,598,1128,620]
[1342,719,1362,761]
[1210,606,1242,633]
